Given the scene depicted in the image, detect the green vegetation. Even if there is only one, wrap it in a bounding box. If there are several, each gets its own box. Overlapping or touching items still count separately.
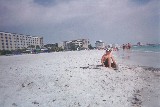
[0,43,93,55]
[48,46,64,52]
[0,50,12,55]
[88,44,94,49]
[44,43,64,52]
[0,49,29,55]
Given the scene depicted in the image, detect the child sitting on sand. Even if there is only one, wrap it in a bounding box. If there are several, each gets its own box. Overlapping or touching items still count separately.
[101,48,117,69]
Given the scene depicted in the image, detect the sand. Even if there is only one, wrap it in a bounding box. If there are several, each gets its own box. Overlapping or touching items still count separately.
[0,50,160,107]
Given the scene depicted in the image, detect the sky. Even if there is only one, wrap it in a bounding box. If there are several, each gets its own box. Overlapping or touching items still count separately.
[0,0,159,45]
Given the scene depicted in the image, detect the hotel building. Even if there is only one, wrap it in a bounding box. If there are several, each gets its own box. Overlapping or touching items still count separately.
[0,32,43,51]
[95,40,105,49]
[58,39,89,50]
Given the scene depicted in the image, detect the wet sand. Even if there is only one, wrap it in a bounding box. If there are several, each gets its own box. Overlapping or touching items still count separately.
[0,50,159,107]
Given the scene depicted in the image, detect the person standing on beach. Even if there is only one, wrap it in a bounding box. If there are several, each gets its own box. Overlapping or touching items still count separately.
[101,49,117,69]
[127,43,131,49]
[122,44,125,50]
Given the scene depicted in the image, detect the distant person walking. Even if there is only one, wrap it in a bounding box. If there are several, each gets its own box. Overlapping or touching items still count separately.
[127,43,131,49]
[122,44,125,50]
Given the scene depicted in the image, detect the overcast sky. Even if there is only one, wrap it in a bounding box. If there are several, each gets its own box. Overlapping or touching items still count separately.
[0,0,159,45]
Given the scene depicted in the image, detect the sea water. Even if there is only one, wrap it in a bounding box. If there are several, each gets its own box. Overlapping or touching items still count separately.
[114,45,160,68]
[132,45,160,53]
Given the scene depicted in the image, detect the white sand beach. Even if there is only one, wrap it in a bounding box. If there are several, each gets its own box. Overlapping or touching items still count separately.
[0,50,160,107]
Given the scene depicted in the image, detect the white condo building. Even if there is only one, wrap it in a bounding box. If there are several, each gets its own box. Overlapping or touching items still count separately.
[95,40,105,49]
[0,32,43,51]
[58,39,89,50]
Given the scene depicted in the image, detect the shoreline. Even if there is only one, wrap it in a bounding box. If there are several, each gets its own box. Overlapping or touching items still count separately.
[0,50,159,107]
[113,49,160,68]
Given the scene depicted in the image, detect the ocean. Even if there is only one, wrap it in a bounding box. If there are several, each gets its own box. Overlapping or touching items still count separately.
[132,44,160,53]
[114,44,160,68]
